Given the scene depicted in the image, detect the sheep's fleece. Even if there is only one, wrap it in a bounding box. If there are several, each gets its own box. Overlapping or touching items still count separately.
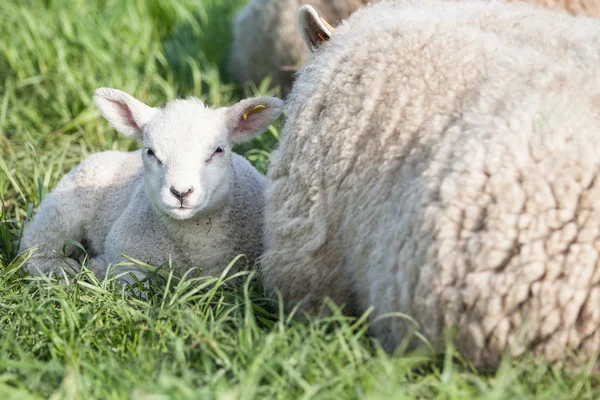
[505,0,600,17]
[262,0,600,369]
[229,0,373,94]
[20,90,282,283]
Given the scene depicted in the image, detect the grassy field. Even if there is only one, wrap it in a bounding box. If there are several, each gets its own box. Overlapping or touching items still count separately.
[0,0,598,398]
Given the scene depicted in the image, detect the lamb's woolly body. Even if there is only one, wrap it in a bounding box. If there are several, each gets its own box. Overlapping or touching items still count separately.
[23,151,265,276]
[21,93,281,282]
[262,0,600,368]
[229,0,372,94]
[21,151,265,280]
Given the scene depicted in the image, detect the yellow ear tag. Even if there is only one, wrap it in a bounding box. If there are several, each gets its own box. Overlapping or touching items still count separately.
[320,17,335,32]
[242,105,266,120]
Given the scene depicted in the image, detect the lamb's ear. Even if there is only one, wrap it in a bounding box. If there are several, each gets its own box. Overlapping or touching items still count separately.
[93,88,158,140]
[225,97,284,143]
[298,5,334,52]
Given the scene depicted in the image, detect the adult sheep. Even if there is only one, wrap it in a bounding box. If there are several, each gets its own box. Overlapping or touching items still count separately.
[20,88,283,285]
[261,0,600,369]
[229,0,373,95]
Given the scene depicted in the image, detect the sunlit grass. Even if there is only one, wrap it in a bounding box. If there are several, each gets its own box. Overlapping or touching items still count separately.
[0,0,598,398]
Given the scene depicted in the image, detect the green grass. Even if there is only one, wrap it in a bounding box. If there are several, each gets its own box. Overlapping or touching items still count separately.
[0,1,598,398]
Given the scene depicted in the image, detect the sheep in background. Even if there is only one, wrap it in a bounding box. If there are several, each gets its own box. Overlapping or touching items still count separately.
[229,0,373,95]
[228,0,598,96]
[20,88,283,284]
[261,1,600,369]
[505,0,600,17]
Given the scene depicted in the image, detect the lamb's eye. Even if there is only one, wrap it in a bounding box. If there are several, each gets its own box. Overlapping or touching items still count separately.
[206,146,225,163]
[146,148,161,164]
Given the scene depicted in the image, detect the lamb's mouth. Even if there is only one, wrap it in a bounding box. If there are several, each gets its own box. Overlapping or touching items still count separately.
[170,206,194,211]
[166,205,199,220]
[166,197,207,216]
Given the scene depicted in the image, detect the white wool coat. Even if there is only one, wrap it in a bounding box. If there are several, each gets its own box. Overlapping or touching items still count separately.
[262,0,600,368]
[505,0,600,17]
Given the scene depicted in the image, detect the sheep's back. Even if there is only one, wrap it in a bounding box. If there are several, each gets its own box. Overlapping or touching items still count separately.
[504,0,600,18]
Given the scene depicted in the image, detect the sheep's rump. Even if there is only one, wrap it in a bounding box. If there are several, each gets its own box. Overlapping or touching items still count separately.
[262,0,600,369]
[229,0,373,94]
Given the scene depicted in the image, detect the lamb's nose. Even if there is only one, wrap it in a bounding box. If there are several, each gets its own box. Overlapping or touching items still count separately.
[170,186,194,202]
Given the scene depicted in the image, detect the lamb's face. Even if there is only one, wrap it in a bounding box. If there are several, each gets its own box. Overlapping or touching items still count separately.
[93,87,284,221]
[142,100,232,220]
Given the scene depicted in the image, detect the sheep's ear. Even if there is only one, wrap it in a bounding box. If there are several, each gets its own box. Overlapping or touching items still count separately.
[298,5,334,52]
[225,97,284,143]
[93,88,158,140]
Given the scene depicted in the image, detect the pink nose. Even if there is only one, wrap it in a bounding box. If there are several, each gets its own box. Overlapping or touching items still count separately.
[170,186,194,202]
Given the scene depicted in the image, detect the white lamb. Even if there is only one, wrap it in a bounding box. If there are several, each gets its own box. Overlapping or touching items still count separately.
[20,88,283,284]
[261,1,600,369]
[229,0,373,94]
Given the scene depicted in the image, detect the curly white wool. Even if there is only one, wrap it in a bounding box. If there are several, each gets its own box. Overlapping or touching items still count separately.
[505,0,600,17]
[262,0,600,368]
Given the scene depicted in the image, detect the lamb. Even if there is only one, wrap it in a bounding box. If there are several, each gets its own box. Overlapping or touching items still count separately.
[229,0,373,95]
[20,88,283,285]
[261,0,600,369]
